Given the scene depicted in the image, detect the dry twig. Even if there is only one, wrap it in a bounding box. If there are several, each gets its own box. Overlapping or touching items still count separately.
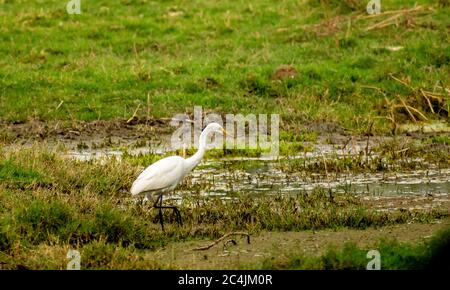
[193,232,251,251]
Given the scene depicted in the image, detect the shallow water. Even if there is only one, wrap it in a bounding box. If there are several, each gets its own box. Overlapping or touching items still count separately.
[64,146,450,199]
[181,163,450,198]
[63,136,381,161]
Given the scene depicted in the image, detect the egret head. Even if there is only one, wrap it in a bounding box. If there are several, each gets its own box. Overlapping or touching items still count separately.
[203,122,227,136]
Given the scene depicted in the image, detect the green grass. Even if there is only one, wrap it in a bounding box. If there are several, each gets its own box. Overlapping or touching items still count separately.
[425,135,450,145]
[0,0,449,133]
[258,226,450,270]
[0,159,47,187]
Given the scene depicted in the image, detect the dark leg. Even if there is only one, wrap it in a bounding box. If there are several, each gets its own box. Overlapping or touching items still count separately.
[139,195,146,206]
[175,207,183,226]
[152,194,183,230]
[153,194,164,231]
[171,206,182,226]
[158,204,182,226]
[169,204,182,226]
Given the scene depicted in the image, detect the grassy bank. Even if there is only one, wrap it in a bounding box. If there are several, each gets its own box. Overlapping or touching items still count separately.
[0,0,449,133]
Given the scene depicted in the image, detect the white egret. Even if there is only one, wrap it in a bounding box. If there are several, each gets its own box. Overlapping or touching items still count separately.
[130,122,227,230]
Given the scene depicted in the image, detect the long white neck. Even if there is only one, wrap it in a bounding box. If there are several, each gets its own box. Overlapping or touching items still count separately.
[185,128,210,172]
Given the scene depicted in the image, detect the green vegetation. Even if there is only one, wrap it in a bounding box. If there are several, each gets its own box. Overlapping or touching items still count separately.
[0,148,448,269]
[0,0,449,133]
[1,0,449,270]
[280,137,450,173]
[425,134,450,145]
[121,134,450,171]
[0,159,45,184]
[258,226,450,270]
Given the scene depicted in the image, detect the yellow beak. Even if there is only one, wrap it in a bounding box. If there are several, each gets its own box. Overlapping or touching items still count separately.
[221,128,228,137]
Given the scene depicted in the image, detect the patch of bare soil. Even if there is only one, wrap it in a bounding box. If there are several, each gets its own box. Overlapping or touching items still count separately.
[1,118,354,149]
[271,65,298,81]
[0,118,173,149]
[145,219,450,269]
[1,118,448,154]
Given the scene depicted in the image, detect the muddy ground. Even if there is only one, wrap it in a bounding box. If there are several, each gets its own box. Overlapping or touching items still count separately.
[0,119,173,148]
[146,219,450,269]
[1,119,347,145]
[1,118,447,150]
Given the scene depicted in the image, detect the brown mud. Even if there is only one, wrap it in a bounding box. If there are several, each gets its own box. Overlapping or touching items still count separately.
[1,118,448,151]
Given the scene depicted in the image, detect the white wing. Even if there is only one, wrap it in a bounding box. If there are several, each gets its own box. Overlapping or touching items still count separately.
[130,156,186,195]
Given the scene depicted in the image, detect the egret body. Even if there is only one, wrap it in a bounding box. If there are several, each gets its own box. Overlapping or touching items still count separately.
[130,122,226,230]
